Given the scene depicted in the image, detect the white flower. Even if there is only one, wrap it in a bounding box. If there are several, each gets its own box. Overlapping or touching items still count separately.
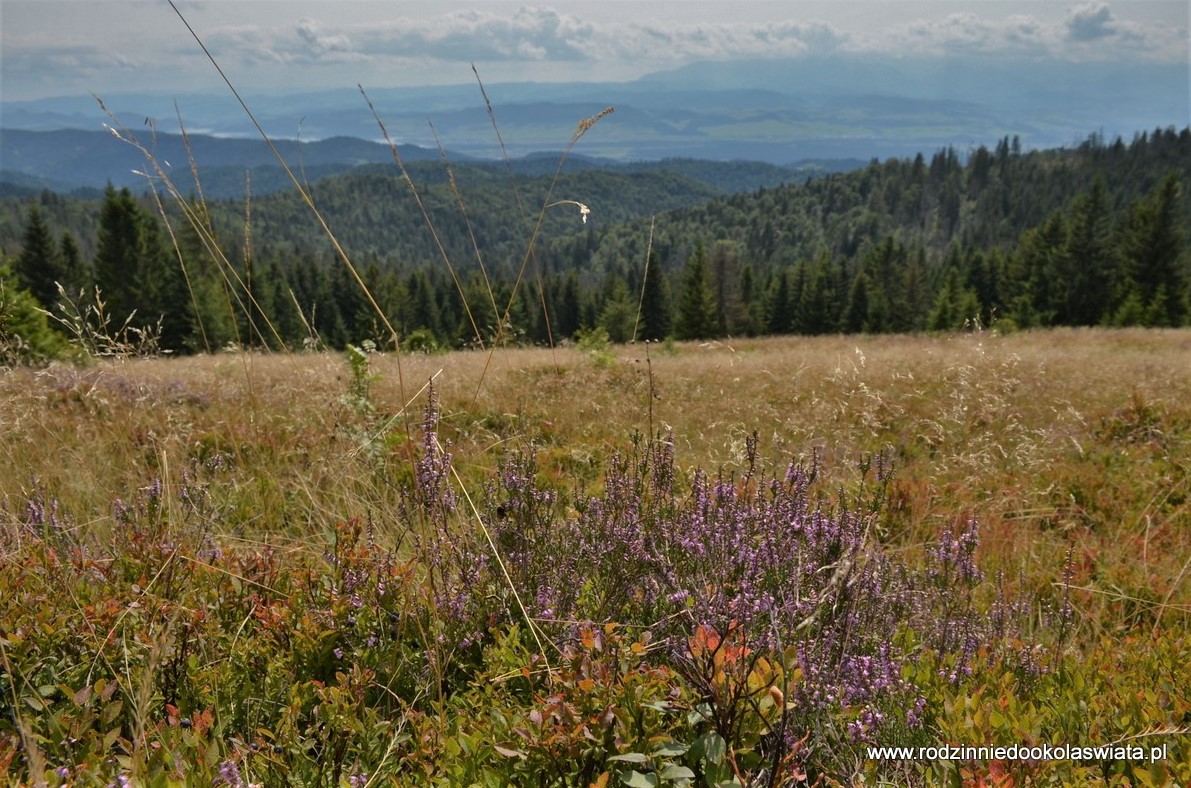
[546,199,591,224]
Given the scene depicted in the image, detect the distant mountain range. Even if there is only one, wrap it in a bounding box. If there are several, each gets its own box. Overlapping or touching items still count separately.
[2,53,1185,168]
[0,127,451,195]
[0,127,863,197]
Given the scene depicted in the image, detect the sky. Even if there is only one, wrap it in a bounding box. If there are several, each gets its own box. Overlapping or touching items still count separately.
[2,0,1189,102]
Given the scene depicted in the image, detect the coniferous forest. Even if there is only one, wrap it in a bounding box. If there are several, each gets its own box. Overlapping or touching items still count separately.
[2,126,1188,358]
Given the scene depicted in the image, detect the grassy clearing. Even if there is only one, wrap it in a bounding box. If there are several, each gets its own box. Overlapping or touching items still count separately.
[1,328,1187,785]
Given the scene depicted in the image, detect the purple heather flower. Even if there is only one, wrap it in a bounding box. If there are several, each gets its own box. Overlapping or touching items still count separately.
[216,759,243,787]
[906,696,927,728]
[24,497,45,525]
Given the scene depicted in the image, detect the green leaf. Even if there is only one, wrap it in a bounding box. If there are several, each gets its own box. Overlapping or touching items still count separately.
[701,732,727,765]
[608,752,650,763]
[659,764,696,780]
[72,684,93,706]
[620,771,659,787]
[494,745,525,758]
[653,741,689,757]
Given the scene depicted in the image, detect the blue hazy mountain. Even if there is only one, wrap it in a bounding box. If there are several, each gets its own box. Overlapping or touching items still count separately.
[2,53,1185,174]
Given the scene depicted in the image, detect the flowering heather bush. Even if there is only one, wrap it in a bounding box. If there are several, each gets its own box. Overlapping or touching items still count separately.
[464,410,1037,777]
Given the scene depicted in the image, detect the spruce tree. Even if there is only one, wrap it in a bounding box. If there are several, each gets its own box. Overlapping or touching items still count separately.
[766,268,793,335]
[263,257,303,349]
[556,270,583,340]
[1117,173,1186,326]
[929,265,982,331]
[710,240,746,336]
[1001,212,1065,327]
[844,271,871,334]
[928,266,964,331]
[598,277,636,343]
[892,246,929,333]
[859,236,904,332]
[1065,176,1115,325]
[738,263,763,336]
[797,255,837,335]
[315,263,348,349]
[674,241,719,340]
[58,231,88,298]
[93,185,143,325]
[137,211,194,353]
[15,203,65,310]
[409,270,447,340]
[174,206,234,352]
[637,250,671,341]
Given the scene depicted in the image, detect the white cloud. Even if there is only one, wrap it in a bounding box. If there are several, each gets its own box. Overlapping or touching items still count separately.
[295,18,354,55]
[207,18,369,66]
[1,45,143,96]
[1066,2,1116,41]
[240,8,848,69]
[193,2,1183,73]
[852,2,1181,61]
[1,1,1185,100]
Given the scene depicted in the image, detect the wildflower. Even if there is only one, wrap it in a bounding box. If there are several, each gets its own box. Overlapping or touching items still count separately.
[24,497,45,525]
[906,696,927,728]
[545,199,591,224]
[217,759,243,787]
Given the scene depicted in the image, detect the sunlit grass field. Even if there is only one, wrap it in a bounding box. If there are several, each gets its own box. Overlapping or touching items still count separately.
[1,328,1188,785]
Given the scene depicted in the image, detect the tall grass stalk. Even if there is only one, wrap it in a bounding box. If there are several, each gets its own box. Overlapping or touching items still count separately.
[160,0,616,717]
[163,0,407,389]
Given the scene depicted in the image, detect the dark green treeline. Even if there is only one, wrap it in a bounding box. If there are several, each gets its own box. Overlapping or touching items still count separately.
[3,126,1188,355]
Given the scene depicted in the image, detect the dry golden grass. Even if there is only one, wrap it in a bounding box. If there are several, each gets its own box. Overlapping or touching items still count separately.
[2,327,1188,622]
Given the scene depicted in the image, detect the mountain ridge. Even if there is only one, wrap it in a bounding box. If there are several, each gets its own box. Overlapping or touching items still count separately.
[4,53,1184,164]
[0,126,864,198]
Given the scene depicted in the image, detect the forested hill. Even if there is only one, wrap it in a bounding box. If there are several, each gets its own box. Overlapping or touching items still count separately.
[579,128,1191,276]
[1,127,1188,357]
[564,127,1191,335]
[0,165,726,265]
[0,126,845,198]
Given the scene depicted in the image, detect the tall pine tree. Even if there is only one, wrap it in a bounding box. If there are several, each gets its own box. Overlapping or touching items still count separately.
[675,241,719,340]
[1065,176,1116,325]
[93,185,144,325]
[1117,172,1187,326]
[766,267,794,335]
[636,250,672,341]
[15,203,66,310]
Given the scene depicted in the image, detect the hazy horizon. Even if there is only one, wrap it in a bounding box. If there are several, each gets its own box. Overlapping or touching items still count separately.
[2,1,1187,167]
[3,1,1187,100]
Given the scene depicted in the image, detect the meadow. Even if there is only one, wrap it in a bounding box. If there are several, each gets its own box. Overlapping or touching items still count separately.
[1,328,1188,785]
